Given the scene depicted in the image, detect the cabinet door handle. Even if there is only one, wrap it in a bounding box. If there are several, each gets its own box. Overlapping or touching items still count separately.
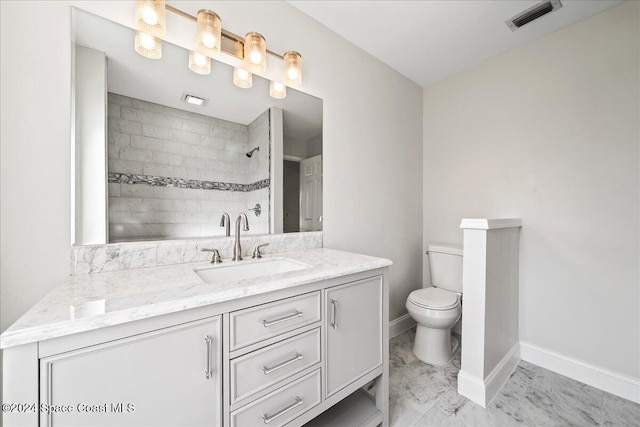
[204,335,213,379]
[262,353,303,375]
[262,311,303,327]
[330,299,338,330]
[262,396,304,424]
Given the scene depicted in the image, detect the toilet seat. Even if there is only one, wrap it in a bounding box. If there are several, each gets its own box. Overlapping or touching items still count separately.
[408,288,459,310]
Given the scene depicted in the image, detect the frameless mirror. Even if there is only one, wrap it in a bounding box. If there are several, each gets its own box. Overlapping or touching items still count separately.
[72,8,322,245]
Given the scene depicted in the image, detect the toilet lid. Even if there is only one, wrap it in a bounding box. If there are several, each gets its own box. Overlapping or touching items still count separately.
[408,288,459,310]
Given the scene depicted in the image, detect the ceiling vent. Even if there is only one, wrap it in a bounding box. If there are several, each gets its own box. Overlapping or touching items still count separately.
[506,0,562,31]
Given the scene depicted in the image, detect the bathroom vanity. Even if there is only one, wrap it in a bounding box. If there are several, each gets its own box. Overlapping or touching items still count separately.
[1,248,390,427]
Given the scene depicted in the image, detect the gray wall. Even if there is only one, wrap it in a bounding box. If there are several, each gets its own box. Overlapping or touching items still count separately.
[423,2,639,378]
[1,1,71,333]
[283,160,300,232]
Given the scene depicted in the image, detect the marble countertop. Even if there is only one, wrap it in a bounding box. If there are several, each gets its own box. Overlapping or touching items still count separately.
[0,248,391,349]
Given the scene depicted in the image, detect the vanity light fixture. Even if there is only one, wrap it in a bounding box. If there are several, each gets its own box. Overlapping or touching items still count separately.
[243,32,267,74]
[181,93,208,106]
[135,0,166,37]
[135,31,162,59]
[269,81,286,99]
[189,51,212,75]
[134,4,303,92]
[233,67,253,89]
[196,10,222,57]
[283,51,302,87]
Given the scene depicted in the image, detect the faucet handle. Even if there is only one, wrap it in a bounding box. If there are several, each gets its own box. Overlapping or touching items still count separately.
[252,243,269,259]
[201,248,222,263]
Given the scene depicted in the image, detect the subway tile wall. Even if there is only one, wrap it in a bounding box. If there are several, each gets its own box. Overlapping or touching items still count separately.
[107,93,270,241]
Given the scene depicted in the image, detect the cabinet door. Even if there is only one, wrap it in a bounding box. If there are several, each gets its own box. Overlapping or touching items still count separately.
[325,276,383,397]
[40,316,221,427]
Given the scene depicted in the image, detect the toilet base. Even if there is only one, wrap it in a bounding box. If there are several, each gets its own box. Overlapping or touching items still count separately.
[413,324,454,365]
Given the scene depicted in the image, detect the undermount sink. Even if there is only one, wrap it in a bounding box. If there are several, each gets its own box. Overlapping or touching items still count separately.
[194,258,311,284]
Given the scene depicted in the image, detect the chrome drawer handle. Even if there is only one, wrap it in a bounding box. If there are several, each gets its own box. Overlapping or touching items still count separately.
[262,396,304,424]
[262,353,303,375]
[330,299,338,330]
[262,311,303,327]
[204,335,213,379]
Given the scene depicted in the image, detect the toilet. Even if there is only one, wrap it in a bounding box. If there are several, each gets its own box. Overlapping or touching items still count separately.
[406,243,463,365]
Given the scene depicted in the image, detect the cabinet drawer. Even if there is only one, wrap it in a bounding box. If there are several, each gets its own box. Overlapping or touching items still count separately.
[231,328,320,406]
[230,369,321,427]
[230,292,321,351]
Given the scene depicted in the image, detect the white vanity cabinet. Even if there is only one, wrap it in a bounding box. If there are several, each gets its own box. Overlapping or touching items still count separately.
[2,256,390,427]
[325,276,383,397]
[39,316,222,427]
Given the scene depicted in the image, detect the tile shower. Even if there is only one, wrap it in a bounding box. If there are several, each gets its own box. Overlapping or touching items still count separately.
[107,93,270,241]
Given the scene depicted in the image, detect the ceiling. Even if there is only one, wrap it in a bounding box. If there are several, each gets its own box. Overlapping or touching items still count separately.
[289,0,624,87]
[75,10,322,140]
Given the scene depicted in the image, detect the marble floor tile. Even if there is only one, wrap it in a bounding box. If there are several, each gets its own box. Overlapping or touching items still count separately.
[511,367,603,426]
[390,328,417,373]
[415,388,521,427]
[389,359,456,426]
[600,393,640,426]
[388,328,640,427]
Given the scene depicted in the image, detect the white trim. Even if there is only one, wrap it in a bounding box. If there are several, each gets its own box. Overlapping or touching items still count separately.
[389,314,415,339]
[458,343,521,408]
[283,154,304,162]
[457,370,486,407]
[521,341,640,404]
[459,218,522,229]
[485,343,521,406]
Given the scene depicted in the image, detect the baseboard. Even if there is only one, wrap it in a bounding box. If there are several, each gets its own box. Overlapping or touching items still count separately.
[458,342,520,408]
[457,370,486,407]
[521,341,640,404]
[389,314,416,339]
[485,343,521,405]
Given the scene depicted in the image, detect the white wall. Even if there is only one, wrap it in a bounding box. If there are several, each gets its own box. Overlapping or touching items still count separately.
[423,2,639,379]
[0,0,423,331]
[75,46,108,245]
[0,1,72,332]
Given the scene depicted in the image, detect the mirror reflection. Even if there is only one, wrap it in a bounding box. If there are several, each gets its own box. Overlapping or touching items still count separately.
[73,9,322,245]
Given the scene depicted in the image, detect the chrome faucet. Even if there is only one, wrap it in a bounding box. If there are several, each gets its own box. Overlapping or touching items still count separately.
[233,213,250,261]
[220,212,230,237]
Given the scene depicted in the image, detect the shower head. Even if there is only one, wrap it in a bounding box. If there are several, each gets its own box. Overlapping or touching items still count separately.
[246,146,260,158]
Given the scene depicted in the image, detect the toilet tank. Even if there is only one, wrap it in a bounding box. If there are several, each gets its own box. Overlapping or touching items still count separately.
[428,243,463,293]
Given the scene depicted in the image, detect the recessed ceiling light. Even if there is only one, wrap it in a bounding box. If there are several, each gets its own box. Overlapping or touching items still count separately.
[180,93,208,106]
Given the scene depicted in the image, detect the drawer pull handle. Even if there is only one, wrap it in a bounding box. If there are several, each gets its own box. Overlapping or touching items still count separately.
[262,353,303,375]
[262,311,303,327]
[331,299,338,330]
[262,396,304,424]
[204,335,213,379]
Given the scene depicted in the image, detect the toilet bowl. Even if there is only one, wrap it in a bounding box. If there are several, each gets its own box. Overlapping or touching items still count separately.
[406,287,460,364]
[406,243,463,365]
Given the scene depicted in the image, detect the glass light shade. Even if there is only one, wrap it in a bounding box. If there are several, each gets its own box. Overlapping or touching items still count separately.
[269,81,286,99]
[233,67,253,88]
[135,0,166,37]
[135,31,162,59]
[283,51,302,87]
[189,51,211,75]
[196,10,222,57]
[243,32,266,74]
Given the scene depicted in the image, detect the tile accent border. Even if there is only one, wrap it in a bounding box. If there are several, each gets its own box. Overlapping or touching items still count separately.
[108,173,269,192]
[521,341,640,404]
[71,232,323,275]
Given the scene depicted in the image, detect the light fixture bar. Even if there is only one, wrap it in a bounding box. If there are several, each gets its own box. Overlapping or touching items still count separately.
[164,4,284,60]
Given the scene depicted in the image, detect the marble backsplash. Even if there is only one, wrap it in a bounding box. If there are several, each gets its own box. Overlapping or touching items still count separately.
[71,232,323,275]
